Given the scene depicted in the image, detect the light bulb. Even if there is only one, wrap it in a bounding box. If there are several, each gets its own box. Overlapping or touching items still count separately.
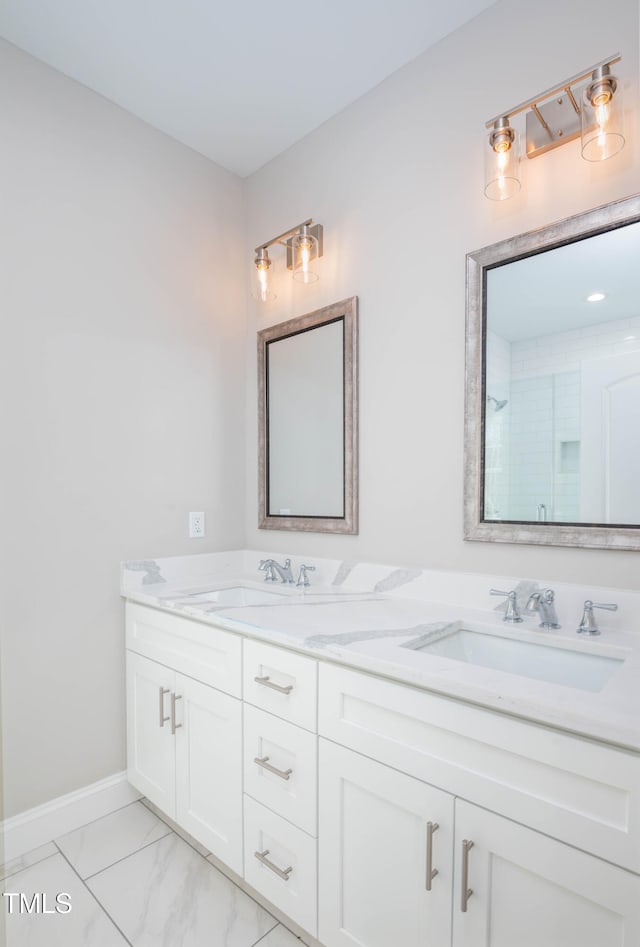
[581,67,624,162]
[252,249,276,302]
[484,119,520,201]
[257,262,269,302]
[292,227,319,283]
[300,238,312,277]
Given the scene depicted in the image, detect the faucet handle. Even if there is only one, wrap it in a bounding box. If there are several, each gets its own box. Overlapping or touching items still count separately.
[296,564,316,588]
[258,559,278,582]
[577,600,618,636]
[490,589,523,623]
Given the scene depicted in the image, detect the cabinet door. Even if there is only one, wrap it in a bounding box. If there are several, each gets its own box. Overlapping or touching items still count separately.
[318,739,453,947]
[453,800,640,947]
[126,652,175,814]
[174,673,243,875]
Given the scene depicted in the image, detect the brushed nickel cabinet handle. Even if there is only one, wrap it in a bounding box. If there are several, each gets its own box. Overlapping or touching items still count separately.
[158,687,170,727]
[171,693,182,735]
[461,839,474,912]
[426,821,439,891]
[254,755,293,781]
[254,849,293,881]
[254,675,294,695]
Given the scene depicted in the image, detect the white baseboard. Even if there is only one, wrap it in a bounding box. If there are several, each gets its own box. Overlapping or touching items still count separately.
[1,772,141,862]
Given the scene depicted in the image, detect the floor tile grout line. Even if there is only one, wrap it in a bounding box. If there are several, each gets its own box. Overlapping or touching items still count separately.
[250,925,286,947]
[54,843,135,947]
[1,796,146,879]
[54,797,145,842]
[78,827,173,881]
[3,796,148,873]
[250,927,278,947]
[250,922,307,946]
[0,848,60,885]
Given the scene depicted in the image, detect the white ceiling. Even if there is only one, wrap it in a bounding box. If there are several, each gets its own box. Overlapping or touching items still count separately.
[487,222,640,342]
[0,0,497,177]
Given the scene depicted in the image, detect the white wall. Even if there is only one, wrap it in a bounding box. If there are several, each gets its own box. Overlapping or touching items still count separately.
[0,40,247,817]
[245,0,640,589]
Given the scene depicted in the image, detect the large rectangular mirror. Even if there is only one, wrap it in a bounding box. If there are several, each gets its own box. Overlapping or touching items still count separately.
[465,193,640,550]
[258,296,358,533]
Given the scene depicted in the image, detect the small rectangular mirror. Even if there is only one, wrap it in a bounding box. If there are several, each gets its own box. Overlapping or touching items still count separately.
[258,297,358,533]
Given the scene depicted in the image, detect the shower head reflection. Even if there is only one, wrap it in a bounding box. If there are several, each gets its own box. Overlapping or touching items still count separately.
[487,395,508,412]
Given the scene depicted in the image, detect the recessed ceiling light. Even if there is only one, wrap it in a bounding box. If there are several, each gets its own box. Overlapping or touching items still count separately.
[586,292,606,302]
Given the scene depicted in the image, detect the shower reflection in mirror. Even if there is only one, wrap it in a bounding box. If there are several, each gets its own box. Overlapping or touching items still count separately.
[482,218,640,526]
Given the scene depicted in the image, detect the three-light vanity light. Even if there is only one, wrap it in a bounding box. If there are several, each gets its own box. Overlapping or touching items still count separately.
[252,219,324,302]
[485,54,625,201]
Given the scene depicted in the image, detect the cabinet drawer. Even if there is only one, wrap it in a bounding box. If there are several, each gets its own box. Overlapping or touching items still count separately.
[243,795,317,937]
[126,602,241,697]
[243,639,317,731]
[244,705,317,836]
[319,662,640,873]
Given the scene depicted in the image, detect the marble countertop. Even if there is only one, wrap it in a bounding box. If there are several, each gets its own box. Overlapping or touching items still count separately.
[121,552,640,752]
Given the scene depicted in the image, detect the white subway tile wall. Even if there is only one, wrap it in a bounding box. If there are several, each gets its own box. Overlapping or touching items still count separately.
[485,316,640,523]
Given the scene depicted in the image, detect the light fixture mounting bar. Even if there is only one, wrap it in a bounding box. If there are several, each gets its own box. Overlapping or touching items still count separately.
[484,53,620,128]
[254,219,313,254]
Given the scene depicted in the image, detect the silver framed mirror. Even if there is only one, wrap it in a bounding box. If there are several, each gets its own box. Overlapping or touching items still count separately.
[465,193,640,550]
[258,296,358,533]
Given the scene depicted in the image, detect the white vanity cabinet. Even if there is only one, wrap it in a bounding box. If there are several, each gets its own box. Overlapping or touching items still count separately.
[319,739,640,947]
[124,599,640,947]
[318,663,640,947]
[125,604,243,874]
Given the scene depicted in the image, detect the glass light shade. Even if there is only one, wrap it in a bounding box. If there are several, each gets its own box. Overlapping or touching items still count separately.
[291,228,319,283]
[581,74,624,162]
[252,251,276,303]
[484,123,521,201]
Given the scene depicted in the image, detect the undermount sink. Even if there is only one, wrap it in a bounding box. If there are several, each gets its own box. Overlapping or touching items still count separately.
[174,585,288,607]
[403,623,625,692]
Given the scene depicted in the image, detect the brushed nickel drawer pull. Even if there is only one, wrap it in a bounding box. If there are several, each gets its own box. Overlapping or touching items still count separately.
[254,675,293,695]
[426,821,439,891]
[254,755,293,780]
[254,849,293,881]
[461,839,474,912]
[171,693,182,735]
[158,687,170,727]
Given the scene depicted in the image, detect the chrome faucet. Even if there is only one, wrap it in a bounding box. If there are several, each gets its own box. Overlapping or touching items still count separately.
[526,588,560,629]
[258,558,295,584]
[577,600,618,636]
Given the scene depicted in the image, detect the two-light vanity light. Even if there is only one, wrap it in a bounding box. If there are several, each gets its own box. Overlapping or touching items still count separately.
[485,54,625,201]
[253,219,324,302]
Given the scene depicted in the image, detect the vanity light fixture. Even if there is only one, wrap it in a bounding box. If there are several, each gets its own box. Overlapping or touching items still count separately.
[484,117,521,200]
[252,219,324,302]
[484,54,624,201]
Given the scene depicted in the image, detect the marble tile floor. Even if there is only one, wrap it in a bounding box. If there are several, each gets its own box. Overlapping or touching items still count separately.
[1,801,308,947]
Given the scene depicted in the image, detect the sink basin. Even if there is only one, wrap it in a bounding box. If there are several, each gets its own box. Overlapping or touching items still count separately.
[403,623,624,692]
[174,585,288,607]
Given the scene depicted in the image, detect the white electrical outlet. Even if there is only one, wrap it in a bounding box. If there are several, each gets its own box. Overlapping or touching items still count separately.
[189,511,205,538]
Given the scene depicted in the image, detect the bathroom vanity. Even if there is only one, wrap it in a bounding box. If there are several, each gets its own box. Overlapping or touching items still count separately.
[122,552,640,946]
